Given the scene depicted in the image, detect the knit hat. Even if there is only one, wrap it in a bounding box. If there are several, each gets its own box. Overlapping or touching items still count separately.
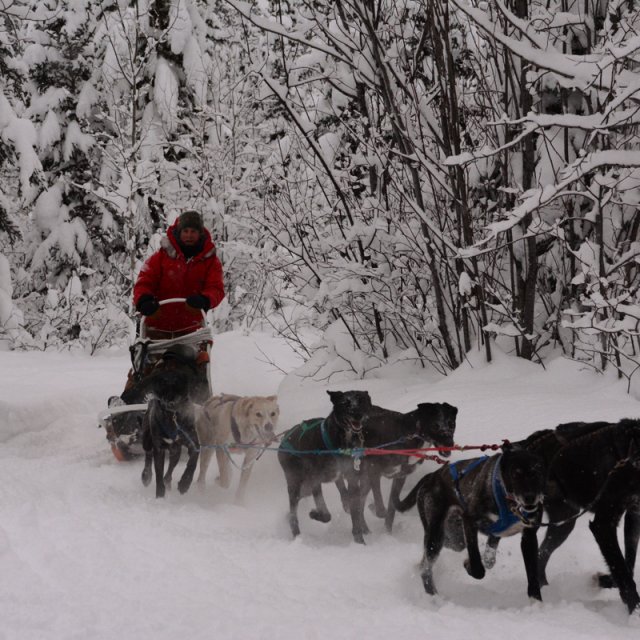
[177,210,204,232]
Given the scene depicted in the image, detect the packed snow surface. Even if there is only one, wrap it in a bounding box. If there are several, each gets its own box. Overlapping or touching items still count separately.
[2,331,640,639]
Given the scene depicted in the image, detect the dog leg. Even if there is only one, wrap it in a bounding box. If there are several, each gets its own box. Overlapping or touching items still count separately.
[346,471,371,544]
[235,451,258,505]
[178,444,199,495]
[624,510,640,578]
[521,527,542,601]
[462,517,485,580]
[368,470,387,519]
[163,444,181,491]
[599,510,640,589]
[418,494,446,595]
[309,485,331,523]
[385,476,407,533]
[483,535,500,570]
[215,448,232,489]
[589,504,640,613]
[197,445,214,489]
[153,448,166,498]
[286,478,302,538]
[141,451,153,487]
[537,504,578,586]
[141,415,153,487]
[335,476,350,513]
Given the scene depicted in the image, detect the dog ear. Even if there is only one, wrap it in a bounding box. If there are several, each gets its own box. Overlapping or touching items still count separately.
[327,390,344,403]
[502,440,514,453]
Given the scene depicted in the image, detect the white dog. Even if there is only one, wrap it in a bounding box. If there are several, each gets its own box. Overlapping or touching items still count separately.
[196,393,280,503]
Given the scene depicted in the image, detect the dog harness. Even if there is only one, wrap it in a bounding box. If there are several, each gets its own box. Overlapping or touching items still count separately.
[449,455,523,537]
[279,418,334,455]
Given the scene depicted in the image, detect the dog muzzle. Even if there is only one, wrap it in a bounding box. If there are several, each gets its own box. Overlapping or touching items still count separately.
[347,418,365,434]
[507,496,543,527]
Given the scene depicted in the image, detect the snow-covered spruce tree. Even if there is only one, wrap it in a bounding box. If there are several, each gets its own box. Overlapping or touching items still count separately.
[8,0,133,351]
[11,0,240,350]
[0,1,48,348]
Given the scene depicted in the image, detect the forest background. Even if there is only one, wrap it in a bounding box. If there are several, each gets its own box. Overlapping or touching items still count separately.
[0,0,639,388]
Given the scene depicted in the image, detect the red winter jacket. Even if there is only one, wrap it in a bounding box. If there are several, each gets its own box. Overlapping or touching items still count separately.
[133,220,225,335]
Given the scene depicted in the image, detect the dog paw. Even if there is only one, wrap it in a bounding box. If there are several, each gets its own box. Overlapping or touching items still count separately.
[177,479,192,495]
[482,549,497,570]
[528,588,543,601]
[289,516,301,538]
[464,558,485,580]
[368,502,387,519]
[309,509,331,523]
[421,575,437,596]
[141,468,152,487]
[215,475,231,489]
[596,573,616,589]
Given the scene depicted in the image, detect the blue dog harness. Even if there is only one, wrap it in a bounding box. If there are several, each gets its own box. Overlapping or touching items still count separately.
[449,454,522,536]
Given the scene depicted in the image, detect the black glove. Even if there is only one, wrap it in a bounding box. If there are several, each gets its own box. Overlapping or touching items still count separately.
[186,294,210,311]
[136,294,159,316]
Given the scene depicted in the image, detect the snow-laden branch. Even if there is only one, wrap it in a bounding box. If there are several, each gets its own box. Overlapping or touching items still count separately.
[450,0,640,96]
[446,108,640,168]
[460,150,640,254]
[224,0,355,67]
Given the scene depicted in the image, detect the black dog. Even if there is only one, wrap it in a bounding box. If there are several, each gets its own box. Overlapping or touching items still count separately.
[333,402,458,533]
[278,390,373,543]
[396,445,545,601]
[140,350,201,499]
[106,342,209,460]
[497,418,640,613]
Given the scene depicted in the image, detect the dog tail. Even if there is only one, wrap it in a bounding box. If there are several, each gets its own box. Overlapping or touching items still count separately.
[394,474,429,512]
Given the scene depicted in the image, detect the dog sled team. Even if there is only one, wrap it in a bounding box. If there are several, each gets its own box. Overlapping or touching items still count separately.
[100,211,640,617]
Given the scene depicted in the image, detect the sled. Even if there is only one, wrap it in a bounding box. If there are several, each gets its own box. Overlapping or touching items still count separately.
[98,298,213,461]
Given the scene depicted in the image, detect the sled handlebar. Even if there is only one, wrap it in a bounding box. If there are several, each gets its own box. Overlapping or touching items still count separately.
[157,297,208,320]
[157,297,187,306]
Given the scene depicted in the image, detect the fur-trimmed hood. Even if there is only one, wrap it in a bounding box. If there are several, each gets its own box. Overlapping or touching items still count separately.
[163,219,217,261]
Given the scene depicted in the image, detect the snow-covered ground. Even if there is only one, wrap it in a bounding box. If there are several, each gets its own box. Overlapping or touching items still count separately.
[2,332,640,639]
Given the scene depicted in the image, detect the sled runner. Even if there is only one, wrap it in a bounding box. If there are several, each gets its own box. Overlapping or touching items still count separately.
[98,298,213,461]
